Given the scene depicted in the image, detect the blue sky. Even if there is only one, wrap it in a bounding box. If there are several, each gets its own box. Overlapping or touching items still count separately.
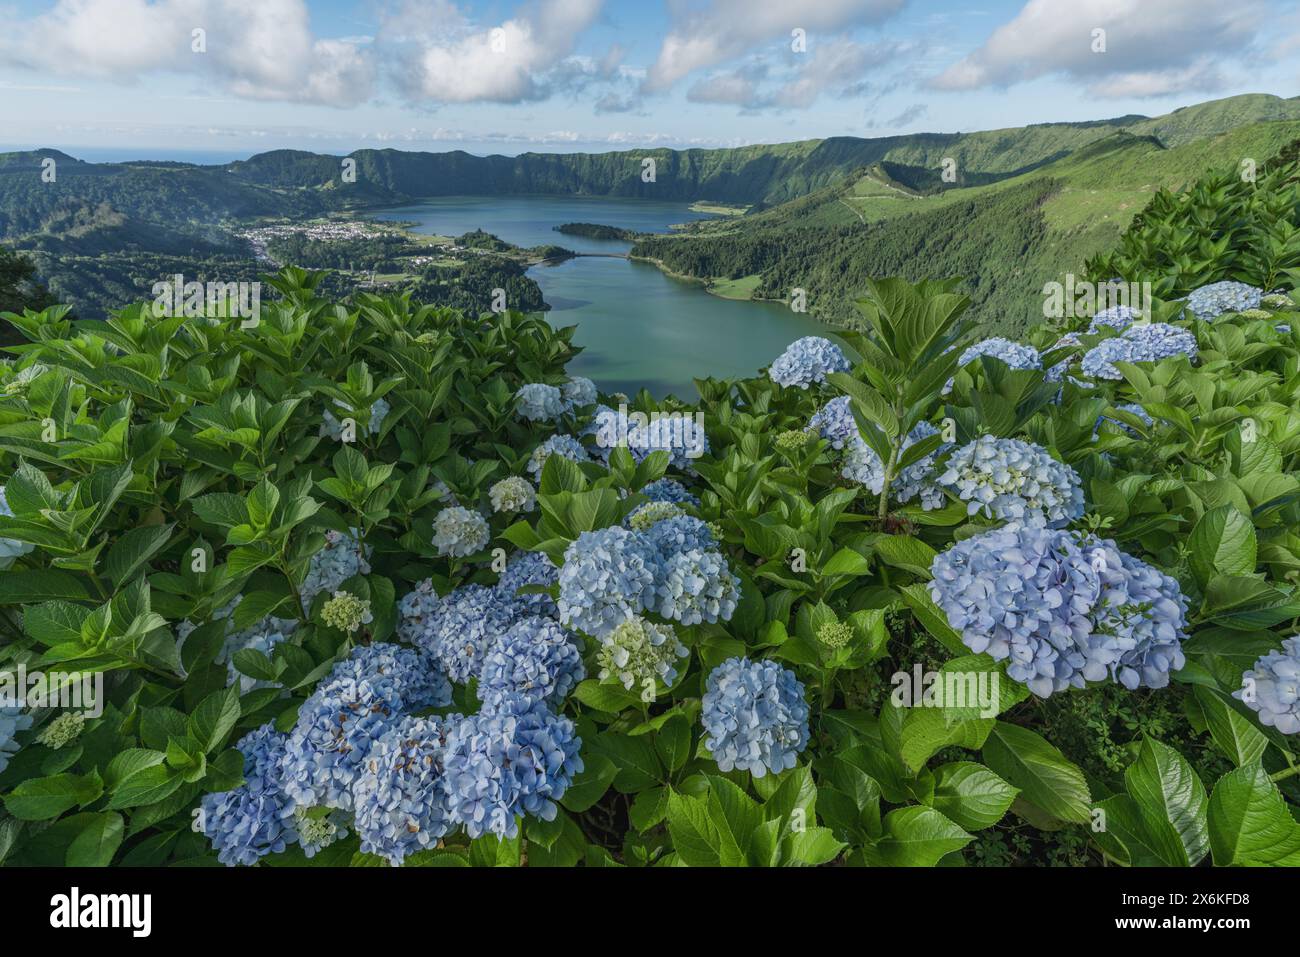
[0,0,1298,159]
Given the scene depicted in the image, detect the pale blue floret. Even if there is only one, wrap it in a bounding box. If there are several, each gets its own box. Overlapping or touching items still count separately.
[769,336,851,389]
[197,723,299,866]
[557,527,659,638]
[300,528,371,612]
[1080,323,1197,379]
[641,478,699,506]
[515,383,567,422]
[935,435,1084,527]
[809,395,856,450]
[478,616,585,710]
[650,548,741,627]
[562,376,599,410]
[958,337,1041,371]
[1087,305,1141,333]
[442,693,583,840]
[527,433,591,480]
[842,422,951,510]
[626,415,710,471]
[396,579,441,645]
[1235,637,1300,735]
[1185,280,1263,321]
[431,505,490,558]
[643,514,718,556]
[352,715,462,866]
[420,583,532,683]
[497,550,559,617]
[701,657,809,777]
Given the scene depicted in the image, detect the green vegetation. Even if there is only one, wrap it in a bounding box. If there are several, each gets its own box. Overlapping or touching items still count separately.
[553,223,639,241]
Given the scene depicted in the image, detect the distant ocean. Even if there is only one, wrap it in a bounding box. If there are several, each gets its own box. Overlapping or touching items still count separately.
[0,146,253,165]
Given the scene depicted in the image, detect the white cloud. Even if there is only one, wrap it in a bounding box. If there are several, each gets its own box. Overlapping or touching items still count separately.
[686,39,903,110]
[930,0,1266,98]
[645,0,905,92]
[380,0,604,104]
[0,0,374,106]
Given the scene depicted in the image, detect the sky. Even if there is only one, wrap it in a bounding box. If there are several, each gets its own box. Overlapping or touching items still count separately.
[0,0,1298,160]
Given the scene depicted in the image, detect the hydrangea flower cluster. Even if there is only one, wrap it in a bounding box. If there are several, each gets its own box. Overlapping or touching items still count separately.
[929,524,1188,697]
[1080,323,1197,379]
[701,657,810,777]
[280,644,452,811]
[562,376,598,409]
[176,595,298,693]
[300,529,371,611]
[596,616,687,692]
[559,523,739,637]
[442,693,583,840]
[582,404,621,464]
[527,434,590,481]
[1234,638,1300,735]
[396,579,440,644]
[768,336,851,388]
[1044,333,1082,383]
[431,506,490,558]
[557,527,660,637]
[0,706,31,774]
[809,395,856,450]
[958,337,1041,371]
[417,583,532,683]
[320,398,390,440]
[935,435,1084,527]
[641,478,699,506]
[0,485,35,569]
[1186,280,1263,321]
[514,383,567,422]
[841,422,952,510]
[498,550,559,618]
[626,415,710,471]
[1087,305,1141,333]
[489,476,536,513]
[196,724,298,866]
[477,616,584,710]
[352,716,459,865]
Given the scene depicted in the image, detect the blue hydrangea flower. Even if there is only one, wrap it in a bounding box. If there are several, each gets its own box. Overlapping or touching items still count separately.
[650,548,741,627]
[643,514,718,556]
[0,706,32,774]
[280,644,450,810]
[930,525,1187,697]
[930,524,1100,697]
[320,398,389,440]
[557,527,659,637]
[421,584,530,684]
[641,478,699,506]
[1081,323,1197,379]
[0,485,35,569]
[527,434,590,481]
[396,579,441,646]
[936,435,1084,527]
[220,614,295,694]
[769,336,851,389]
[300,528,371,612]
[1087,305,1142,333]
[498,550,559,617]
[442,693,583,840]
[958,337,1041,371]
[809,395,856,450]
[515,383,567,422]
[583,404,622,464]
[842,422,951,510]
[1186,280,1263,321]
[627,414,710,471]
[562,376,598,409]
[701,657,809,777]
[478,616,584,710]
[431,505,490,558]
[892,421,952,510]
[1087,543,1188,690]
[1234,637,1300,735]
[352,715,461,866]
[197,723,298,866]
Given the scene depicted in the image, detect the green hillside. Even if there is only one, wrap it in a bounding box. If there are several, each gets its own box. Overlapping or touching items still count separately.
[631,118,1300,333]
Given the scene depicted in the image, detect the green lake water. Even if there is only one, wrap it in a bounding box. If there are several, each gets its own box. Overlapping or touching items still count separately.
[373,196,825,398]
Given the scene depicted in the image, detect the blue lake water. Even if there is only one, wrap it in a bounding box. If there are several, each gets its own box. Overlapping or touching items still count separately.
[374,196,824,398]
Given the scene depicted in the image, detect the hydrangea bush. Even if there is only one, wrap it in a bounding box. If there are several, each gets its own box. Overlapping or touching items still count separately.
[2,179,1300,870]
